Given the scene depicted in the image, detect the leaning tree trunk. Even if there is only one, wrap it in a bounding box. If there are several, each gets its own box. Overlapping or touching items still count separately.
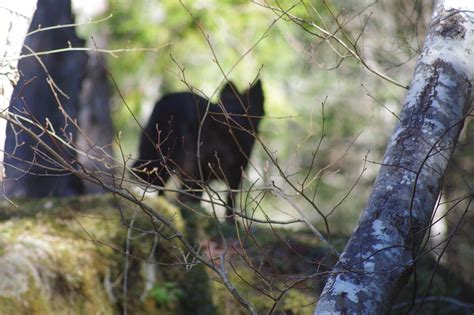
[315,1,474,314]
[3,0,88,198]
[0,1,37,178]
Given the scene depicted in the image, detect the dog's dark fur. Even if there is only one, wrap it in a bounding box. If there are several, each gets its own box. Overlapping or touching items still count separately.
[133,80,264,221]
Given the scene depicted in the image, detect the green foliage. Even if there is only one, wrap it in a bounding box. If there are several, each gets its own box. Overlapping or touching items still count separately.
[149,282,184,308]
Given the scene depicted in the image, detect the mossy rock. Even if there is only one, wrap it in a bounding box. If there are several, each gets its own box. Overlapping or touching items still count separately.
[0,193,183,315]
[0,216,114,314]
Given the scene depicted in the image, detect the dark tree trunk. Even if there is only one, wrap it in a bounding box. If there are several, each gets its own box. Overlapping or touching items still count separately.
[3,0,87,198]
[77,35,115,194]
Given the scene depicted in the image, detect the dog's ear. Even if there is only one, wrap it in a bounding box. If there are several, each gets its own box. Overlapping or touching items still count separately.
[220,81,239,100]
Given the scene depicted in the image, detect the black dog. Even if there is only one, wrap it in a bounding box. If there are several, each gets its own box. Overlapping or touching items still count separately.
[133,80,264,221]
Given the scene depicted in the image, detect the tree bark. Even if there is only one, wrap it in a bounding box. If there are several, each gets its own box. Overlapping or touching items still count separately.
[77,35,115,194]
[314,1,474,314]
[0,1,38,178]
[3,0,88,198]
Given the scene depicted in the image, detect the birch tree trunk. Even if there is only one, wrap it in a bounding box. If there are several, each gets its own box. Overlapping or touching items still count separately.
[315,1,474,314]
[0,1,38,178]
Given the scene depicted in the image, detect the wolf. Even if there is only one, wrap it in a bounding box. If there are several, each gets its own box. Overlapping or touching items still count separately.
[133,80,264,221]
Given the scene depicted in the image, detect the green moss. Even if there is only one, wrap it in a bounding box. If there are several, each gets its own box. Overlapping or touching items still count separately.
[0,193,186,315]
[4,194,172,314]
[208,265,316,314]
[0,222,115,315]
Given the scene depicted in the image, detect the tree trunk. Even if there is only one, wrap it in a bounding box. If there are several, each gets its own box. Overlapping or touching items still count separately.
[3,0,88,198]
[0,0,38,178]
[77,34,115,194]
[314,1,474,314]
